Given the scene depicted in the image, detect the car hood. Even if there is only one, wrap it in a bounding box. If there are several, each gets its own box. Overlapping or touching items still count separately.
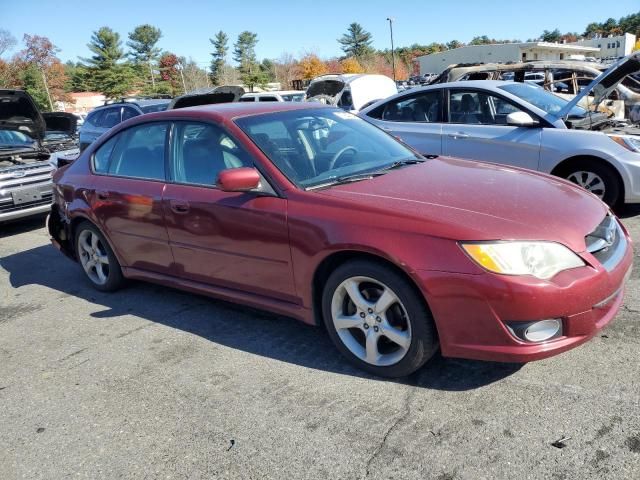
[0,89,45,140]
[558,52,640,118]
[42,112,77,136]
[168,86,245,110]
[316,157,608,253]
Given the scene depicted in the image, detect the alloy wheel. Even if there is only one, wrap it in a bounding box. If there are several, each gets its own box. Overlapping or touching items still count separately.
[331,276,412,367]
[77,230,110,285]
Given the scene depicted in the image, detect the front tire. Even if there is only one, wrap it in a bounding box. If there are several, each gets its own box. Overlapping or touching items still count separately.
[562,160,621,207]
[321,260,438,378]
[74,222,124,292]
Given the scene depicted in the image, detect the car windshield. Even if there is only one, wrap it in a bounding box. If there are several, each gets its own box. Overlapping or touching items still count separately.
[281,94,305,102]
[0,130,37,149]
[498,82,587,117]
[235,108,421,189]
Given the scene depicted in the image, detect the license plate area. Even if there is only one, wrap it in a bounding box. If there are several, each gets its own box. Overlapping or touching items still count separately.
[12,187,42,205]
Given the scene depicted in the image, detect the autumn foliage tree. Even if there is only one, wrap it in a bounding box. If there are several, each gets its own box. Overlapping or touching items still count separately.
[340,57,364,73]
[297,54,327,80]
[158,52,182,95]
[17,34,69,110]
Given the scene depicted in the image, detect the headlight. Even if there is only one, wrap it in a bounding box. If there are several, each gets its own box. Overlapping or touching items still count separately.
[609,135,640,153]
[461,242,585,280]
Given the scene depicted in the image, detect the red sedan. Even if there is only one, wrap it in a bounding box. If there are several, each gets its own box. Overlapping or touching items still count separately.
[48,103,633,377]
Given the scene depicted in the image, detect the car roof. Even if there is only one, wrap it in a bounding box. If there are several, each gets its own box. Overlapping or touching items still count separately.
[141,101,332,122]
[421,80,512,89]
[91,98,170,112]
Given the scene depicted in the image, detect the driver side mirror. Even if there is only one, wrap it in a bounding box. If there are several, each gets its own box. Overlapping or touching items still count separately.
[216,167,261,192]
[506,111,538,127]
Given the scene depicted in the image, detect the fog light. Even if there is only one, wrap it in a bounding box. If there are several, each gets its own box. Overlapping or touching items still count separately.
[506,319,562,343]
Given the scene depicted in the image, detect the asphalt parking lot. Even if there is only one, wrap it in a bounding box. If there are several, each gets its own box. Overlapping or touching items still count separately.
[1,207,639,480]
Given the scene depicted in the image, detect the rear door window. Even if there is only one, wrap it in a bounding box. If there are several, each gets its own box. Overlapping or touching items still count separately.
[92,135,119,173]
[258,96,279,102]
[121,107,139,121]
[99,108,122,128]
[380,91,442,122]
[86,110,105,127]
[106,122,169,180]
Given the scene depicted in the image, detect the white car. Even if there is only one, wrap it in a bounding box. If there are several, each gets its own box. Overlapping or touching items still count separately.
[359,52,640,206]
[240,90,305,102]
[305,74,397,113]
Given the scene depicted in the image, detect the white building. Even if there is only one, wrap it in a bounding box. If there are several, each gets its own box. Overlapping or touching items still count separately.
[418,42,600,75]
[571,33,637,60]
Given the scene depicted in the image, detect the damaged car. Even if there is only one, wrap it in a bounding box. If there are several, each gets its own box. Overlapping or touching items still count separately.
[305,74,397,113]
[0,90,78,223]
[429,59,640,122]
[360,52,640,207]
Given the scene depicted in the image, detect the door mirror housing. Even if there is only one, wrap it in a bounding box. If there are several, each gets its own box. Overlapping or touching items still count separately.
[216,167,261,192]
[506,111,537,127]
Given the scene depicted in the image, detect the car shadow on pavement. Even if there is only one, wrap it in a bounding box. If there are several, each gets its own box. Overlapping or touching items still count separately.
[0,215,48,238]
[1,244,522,391]
[617,203,640,219]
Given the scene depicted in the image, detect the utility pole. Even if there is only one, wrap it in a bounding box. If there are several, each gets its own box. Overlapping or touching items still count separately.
[149,61,156,90]
[41,70,54,111]
[177,63,187,94]
[386,17,396,82]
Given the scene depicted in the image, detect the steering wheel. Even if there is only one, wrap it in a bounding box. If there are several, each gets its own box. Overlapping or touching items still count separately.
[328,146,358,170]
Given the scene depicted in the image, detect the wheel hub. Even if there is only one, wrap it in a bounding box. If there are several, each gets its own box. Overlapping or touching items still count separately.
[331,276,412,367]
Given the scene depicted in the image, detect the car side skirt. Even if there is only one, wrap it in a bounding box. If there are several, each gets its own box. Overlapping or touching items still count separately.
[122,267,315,326]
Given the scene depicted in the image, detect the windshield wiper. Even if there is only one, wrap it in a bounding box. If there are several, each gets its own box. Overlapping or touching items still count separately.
[379,157,426,171]
[307,171,388,189]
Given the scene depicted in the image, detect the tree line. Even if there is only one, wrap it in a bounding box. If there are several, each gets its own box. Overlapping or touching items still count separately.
[0,11,638,110]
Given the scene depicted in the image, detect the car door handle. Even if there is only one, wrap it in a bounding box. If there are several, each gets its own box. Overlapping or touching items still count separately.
[96,190,109,200]
[169,200,190,214]
[448,132,469,139]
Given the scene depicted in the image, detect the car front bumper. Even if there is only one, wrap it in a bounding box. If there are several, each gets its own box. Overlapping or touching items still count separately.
[415,230,634,363]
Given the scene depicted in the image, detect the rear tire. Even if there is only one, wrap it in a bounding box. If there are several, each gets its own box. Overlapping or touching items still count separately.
[560,159,621,207]
[321,260,438,378]
[74,221,124,292]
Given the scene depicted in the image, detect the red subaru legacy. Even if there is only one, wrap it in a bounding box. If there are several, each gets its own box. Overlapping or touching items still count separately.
[48,103,633,377]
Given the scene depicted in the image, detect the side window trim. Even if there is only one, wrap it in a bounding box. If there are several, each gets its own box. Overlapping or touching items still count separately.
[91,120,171,182]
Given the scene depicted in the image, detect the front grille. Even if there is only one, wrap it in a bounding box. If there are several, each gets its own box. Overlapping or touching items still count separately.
[0,193,53,213]
[585,214,627,271]
[0,163,54,191]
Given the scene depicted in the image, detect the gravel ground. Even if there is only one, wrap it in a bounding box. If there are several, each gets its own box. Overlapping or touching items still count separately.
[1,206,639,480]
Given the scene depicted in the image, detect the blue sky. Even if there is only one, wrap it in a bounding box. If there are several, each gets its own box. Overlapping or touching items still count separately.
[3,0,639,67]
